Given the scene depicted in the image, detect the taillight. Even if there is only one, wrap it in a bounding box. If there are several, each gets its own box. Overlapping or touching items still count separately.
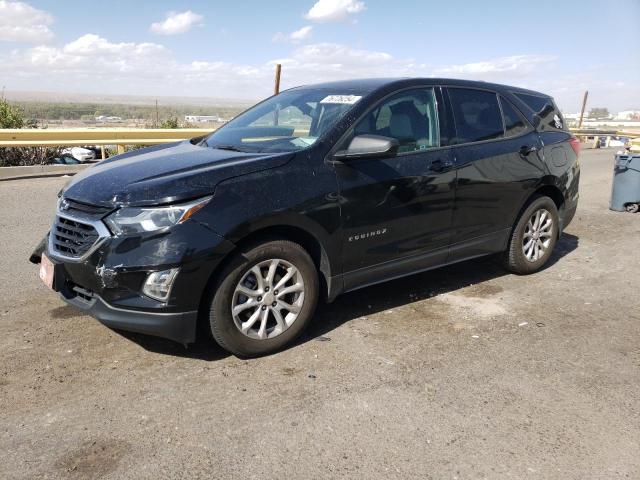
[569,136,581,156]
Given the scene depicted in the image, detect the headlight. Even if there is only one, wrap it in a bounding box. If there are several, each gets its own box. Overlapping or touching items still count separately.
[104,196,211,235]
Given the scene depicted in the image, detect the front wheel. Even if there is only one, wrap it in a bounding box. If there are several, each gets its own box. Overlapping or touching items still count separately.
[208,240,319,357]
[504,196,559,274]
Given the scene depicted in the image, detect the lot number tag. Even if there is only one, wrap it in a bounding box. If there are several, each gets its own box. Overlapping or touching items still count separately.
[320,95,362,105]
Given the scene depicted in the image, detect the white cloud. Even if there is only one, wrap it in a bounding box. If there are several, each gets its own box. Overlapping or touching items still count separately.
[62,34,168,58]
[1,36,558,99]
[305,0,365,22]
[432,55,557,77]
[290,25,314,42]
[3,34,624,110]
[270,43,417,86]
[273,26,313,44]
[9,34,172,80]
[1,34,266,98]
[0,0,54,43]
[150,10,203,35]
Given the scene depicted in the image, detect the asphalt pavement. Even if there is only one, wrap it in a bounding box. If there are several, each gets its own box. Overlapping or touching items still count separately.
[1,149,639,479]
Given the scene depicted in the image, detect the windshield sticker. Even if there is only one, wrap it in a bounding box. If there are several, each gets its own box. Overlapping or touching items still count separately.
[320,95,362,105]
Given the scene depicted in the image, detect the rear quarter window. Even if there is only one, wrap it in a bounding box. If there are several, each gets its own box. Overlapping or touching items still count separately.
[514,92,567,132]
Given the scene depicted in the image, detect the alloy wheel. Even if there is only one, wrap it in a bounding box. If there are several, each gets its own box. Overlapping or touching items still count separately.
[231,259,305,340]
[522,208,553,262]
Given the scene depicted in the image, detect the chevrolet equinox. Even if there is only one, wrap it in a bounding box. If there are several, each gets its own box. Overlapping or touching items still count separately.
[33,78,580,357]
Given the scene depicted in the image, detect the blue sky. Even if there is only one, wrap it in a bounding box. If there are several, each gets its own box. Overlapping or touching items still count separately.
[0,0,638,111]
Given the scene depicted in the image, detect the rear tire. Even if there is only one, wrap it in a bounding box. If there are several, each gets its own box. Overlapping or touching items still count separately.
[504,195,559,274]
[208,240,319,357]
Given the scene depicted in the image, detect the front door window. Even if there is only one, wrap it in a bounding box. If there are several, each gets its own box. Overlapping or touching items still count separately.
[349,88,440,153]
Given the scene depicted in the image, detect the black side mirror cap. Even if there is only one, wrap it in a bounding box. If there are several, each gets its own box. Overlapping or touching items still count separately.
[333,134,399,161]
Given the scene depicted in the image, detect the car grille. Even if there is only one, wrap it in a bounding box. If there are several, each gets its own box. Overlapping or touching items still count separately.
[61,198,112,217]
[51,216,101,258]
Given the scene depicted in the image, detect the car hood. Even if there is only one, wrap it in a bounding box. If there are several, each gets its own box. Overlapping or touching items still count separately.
[61,141,293,207]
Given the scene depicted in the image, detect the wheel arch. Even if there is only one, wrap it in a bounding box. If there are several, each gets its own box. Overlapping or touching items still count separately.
[199,215,338,317]
[509,180,565,240]
[532,182,565,211]
[230,224,333,294]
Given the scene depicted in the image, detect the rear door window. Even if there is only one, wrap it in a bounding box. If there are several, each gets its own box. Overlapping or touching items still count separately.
[448,88,504,144]
[499,97,529,137]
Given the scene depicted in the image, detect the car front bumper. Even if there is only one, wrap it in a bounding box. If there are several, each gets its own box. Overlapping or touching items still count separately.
[61,285,199,344]
[45,218,235,344]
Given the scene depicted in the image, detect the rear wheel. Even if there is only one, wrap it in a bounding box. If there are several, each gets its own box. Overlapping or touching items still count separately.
[504,196,559,274]
[208,240,319,357]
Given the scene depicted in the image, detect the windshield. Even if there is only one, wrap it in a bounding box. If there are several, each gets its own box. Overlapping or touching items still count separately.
[202,89,365,153]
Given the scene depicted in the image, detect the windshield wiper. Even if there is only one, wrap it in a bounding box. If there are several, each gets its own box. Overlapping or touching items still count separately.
[211,144,248,152]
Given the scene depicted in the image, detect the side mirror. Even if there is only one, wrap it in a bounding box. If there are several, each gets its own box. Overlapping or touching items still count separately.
[333,134,399,160]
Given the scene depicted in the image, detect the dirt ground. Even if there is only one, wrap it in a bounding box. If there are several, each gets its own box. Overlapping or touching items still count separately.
[1,149,639,480]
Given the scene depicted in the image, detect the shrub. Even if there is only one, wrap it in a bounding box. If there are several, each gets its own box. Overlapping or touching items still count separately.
[0,98,25,129]
[0,98,61,166]
[160,117,179,129]
[0,147,63,167]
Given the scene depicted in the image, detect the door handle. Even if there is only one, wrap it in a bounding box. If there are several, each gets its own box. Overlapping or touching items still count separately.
[429,159,454,172]
[519,145,538,156]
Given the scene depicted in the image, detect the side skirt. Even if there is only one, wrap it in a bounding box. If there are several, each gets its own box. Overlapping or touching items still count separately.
[327,228,511,300]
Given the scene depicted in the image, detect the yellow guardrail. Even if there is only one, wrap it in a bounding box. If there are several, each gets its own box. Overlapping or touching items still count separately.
[0,128,215,154]
[571,129,640,151]
[570,129,640,137]
[0,127,638,154]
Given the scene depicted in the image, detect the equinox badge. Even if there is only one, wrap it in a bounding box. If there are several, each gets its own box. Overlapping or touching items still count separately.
[349,228,387,242]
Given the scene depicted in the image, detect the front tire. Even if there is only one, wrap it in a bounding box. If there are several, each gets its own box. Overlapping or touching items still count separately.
[504,196,559,274]
[208,240,319,357]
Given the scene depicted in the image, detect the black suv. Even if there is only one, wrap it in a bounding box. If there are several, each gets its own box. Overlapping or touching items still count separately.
[34,78,580,356]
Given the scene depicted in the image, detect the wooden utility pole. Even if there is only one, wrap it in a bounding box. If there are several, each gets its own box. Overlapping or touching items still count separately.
[578,90,588,128]
[274,64,282,95]
[155,99,159,127]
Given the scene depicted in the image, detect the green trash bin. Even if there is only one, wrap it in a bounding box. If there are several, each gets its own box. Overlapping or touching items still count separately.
[610,154,640,213]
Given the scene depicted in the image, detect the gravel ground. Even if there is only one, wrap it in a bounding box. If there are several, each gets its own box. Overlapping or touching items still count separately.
[1,149,639,480]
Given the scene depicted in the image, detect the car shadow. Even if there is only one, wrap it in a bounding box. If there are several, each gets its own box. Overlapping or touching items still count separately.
[117,233,579,360]
[297,232,580,347]
[115,329,231,361]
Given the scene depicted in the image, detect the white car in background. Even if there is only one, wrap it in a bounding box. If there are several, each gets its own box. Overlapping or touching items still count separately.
[61,147,96,163]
